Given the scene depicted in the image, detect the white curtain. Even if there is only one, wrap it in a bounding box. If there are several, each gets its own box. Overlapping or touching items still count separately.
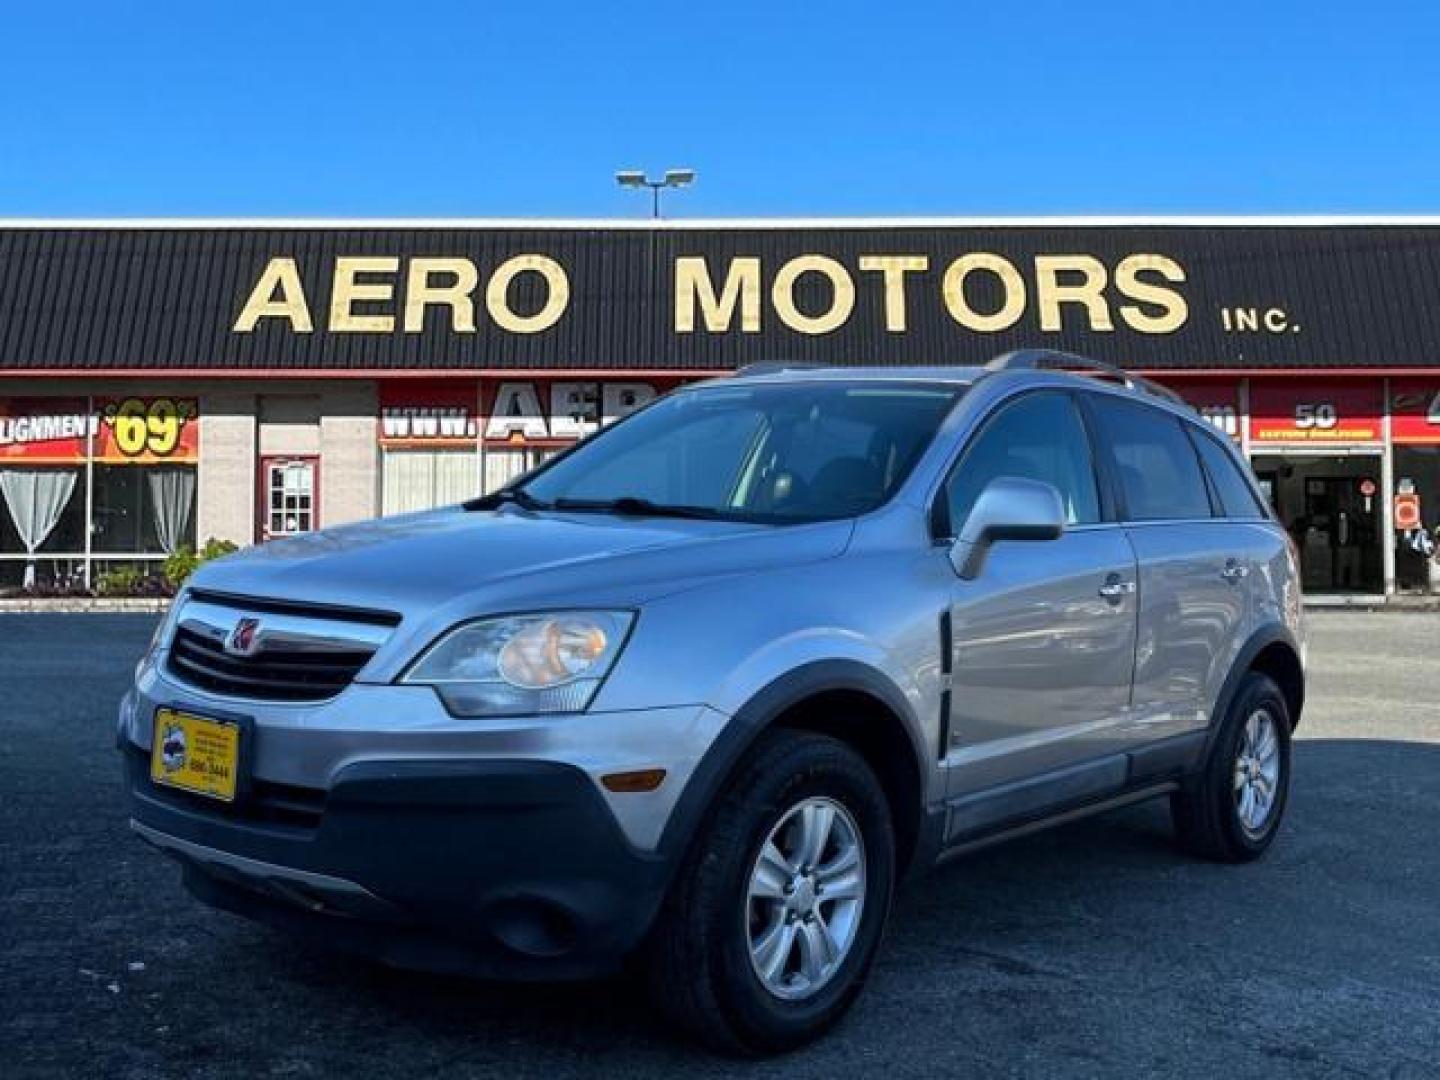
[147,468,196,554]
[483,448,535,494]
[383,450,481,516]
[0,469,79,587]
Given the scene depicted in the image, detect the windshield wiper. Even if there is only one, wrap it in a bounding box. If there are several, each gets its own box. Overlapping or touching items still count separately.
[463,486,551,512]
[550,496,728,520]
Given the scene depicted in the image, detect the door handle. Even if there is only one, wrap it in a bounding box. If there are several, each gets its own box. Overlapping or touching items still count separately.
[1098,573,1136,603]
[1221,559,1251,582]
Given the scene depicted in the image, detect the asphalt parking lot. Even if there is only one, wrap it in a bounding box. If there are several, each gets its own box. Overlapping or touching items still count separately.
[1,612,1437,1079]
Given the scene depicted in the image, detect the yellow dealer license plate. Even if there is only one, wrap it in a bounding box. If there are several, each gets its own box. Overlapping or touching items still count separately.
[150,708,241,802]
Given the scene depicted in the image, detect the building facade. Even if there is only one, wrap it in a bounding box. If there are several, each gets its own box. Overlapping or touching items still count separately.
[2,218,1439,597]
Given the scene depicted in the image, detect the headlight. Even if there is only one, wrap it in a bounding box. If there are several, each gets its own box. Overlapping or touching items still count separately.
[401,611,634,717]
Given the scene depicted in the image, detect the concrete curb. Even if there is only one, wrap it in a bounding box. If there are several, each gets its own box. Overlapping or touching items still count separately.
[1305,598,1440,612]
[0,598,172,614]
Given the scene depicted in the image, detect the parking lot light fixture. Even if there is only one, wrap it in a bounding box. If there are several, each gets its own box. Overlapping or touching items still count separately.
[614,168,696,218]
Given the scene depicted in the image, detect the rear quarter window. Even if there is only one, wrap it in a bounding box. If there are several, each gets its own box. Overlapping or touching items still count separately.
[1187,424,1267,518]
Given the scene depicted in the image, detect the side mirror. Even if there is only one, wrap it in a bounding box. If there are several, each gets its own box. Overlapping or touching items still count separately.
[949,477,1065,580]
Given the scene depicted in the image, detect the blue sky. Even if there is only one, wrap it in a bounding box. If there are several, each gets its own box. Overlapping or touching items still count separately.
[1,1,1436,217]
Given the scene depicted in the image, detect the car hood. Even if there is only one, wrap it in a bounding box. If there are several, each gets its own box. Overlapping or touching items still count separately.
[188,506,853,619]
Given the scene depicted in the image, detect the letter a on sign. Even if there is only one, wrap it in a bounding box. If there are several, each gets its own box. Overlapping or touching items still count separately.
[233,258,314,332]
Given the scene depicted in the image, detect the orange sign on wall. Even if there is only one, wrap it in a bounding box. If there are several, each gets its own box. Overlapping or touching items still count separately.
[0,397,199,463]
[1395,492,1422,530]
[96,397,200,463]
[1390,380,1440,444]
[1248,380,1383,444]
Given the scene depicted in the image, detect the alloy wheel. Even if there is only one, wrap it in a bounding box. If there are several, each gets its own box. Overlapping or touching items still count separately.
[1234,708,1283,837]
[745,796,867,1001]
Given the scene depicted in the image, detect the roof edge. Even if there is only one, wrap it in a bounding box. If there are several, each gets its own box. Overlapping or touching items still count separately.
[5,214,1440,230]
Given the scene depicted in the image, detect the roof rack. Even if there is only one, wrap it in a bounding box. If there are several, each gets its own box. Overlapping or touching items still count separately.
[733,361,828,378]
[984,349,1189,408]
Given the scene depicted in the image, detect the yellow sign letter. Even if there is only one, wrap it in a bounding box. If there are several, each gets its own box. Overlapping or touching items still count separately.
[329,256,399,333]
[858,256,929,332]
[403,258,480,333]
[674,256,762,333]
[486,255,569,334]
[233,257,313,333]
[772,255,855,335]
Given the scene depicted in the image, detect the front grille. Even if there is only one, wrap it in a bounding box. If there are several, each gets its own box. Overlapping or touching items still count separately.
[130,747,325,830]
[167,624,375,702]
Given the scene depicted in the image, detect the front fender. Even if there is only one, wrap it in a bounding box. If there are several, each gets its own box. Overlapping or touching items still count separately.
[708,628,925,723]
[654,658,933,863]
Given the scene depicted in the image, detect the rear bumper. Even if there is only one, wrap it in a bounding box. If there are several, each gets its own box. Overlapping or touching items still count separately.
[124,750,672,979]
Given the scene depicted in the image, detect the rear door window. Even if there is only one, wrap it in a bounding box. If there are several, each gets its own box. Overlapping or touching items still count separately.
[1087,395,1212,521]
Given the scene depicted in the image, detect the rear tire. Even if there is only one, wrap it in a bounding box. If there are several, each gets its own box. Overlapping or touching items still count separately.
[1172,671,1292,862]
[645,729,896,1055]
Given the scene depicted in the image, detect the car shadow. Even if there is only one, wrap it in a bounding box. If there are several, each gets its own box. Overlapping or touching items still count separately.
[216,737,1440,1075]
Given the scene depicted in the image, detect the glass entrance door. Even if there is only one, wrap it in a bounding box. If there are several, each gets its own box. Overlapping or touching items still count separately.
[1252,454,1383,594]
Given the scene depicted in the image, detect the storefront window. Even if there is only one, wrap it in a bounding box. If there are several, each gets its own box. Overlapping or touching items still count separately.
[92,464,197,554]
[483,447,555,493]
[0,556,88,591]
[0,395,199,591]
[1252,454,1384,594]
[0,466,86,587]
[1395,447,1440,593]
[381,450,479,516]
[1247,380,1386,595]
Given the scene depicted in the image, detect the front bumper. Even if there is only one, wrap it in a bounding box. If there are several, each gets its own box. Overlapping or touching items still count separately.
[120,662,729,978]
[125,750,671,978]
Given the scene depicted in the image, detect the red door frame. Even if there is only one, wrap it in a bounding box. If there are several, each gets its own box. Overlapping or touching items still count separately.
[256,455,321,542]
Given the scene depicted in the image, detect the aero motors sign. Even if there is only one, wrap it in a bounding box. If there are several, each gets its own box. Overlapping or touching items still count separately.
[11,223,1440,374]
[1248,381,1382,445]
[234,251,1190,340]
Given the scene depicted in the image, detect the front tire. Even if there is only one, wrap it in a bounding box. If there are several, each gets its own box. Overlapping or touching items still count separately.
[645,729,896,1055]
[1172,671,1292,862]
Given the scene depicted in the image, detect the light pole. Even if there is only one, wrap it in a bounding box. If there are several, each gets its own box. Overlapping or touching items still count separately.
[615,168,696,218]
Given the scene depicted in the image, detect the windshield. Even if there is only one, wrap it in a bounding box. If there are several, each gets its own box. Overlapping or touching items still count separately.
[514,382,962,523]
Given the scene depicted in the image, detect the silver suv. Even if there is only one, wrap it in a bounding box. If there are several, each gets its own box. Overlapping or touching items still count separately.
[121,352,1305,1053]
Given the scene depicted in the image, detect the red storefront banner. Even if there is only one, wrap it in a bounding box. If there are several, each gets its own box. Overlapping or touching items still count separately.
[0,398,95,462]
[1155,378,1242,441]
[378,379,682,448]
[0,396,198,463]
[1248,380,1383,444]
[1390,379,1440,444]
[379,381,480,447]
